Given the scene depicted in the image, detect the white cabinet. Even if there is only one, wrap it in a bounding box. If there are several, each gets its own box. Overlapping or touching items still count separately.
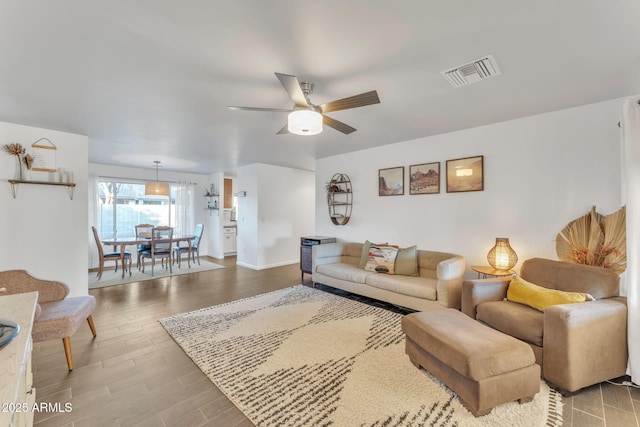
[223,226,237,254]
[0,292,38,427]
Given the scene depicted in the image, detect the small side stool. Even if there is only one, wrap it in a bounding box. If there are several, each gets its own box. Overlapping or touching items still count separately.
[401,309,540,416]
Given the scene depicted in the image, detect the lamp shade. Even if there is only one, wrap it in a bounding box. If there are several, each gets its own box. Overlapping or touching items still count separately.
[145,181,170,196]
[288,110,322,135]
[487,237,518,270]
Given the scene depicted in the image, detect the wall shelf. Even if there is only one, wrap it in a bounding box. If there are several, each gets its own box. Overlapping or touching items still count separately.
[204,193,220,216]
[327,173,352,225]
[8,179,76,200]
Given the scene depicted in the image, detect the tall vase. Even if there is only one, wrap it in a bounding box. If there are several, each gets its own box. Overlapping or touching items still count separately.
[15,156,23,180]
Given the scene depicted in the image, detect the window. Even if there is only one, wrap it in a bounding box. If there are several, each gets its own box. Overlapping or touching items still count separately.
[98,180,176,238]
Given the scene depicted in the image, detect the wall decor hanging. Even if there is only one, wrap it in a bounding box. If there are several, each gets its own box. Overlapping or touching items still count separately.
[446,155,484,193]
[555,205,626,274]
[379,167,404,196]
[409,162,440,195]
[31,138,57,172]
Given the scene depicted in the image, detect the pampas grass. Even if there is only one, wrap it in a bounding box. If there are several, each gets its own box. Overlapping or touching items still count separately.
[556,206,626,274]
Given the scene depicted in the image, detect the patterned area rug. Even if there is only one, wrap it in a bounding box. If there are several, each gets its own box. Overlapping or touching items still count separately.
[89,259,224,289]
[160,285,562,427]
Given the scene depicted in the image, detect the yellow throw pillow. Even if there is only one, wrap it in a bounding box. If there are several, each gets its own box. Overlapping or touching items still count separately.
[506,275,594,312]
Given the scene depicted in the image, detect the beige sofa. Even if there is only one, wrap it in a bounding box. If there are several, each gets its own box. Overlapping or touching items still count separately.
[312,241,466,311]
[461,258,628,394]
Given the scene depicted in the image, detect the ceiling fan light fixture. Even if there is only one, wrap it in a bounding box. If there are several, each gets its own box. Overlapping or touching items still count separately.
[288,110,322,136]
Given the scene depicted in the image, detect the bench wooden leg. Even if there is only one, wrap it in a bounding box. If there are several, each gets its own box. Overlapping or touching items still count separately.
[87,315,97,337]
[62,337,73,371]
[518,395,534,404]
[408,357,420,369]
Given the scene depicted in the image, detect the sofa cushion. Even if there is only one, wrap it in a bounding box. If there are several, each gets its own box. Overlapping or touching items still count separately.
[520,257,619,299]
[364,245,399,274]
[477,300,544,347]
[507,275,593,312]
[316,263,371,284]
[365,273,437,300]
[395,245,418,277]
[417,251,454,279]
[342,242,364,266]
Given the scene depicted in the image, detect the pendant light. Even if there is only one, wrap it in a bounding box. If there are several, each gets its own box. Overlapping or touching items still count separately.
[145,160,170,196]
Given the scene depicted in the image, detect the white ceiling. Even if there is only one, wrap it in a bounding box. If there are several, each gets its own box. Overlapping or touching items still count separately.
[1,1,639,175]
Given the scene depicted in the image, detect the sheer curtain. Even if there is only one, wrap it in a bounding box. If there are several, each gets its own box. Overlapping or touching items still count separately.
[174,182,195,236]
[621,97,640,383]
[88,173,100,268]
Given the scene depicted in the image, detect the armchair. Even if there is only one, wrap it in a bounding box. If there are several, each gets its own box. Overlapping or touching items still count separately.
[0,270,96,371]
[461,257,627,394]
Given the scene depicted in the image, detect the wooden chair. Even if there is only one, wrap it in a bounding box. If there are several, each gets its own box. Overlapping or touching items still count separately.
[91,226,131,280]
[134,223,154,270]
[141,226,173,276]
[0,270,97,371]
[173,223,204,267]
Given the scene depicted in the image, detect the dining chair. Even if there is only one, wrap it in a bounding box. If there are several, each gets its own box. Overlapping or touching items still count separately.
[134,223,154,270]
[173,223,204,268]
[140,226,173,276]
[91,226,132,280]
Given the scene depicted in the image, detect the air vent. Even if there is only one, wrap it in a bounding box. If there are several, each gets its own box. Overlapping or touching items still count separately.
[441,55,501,88]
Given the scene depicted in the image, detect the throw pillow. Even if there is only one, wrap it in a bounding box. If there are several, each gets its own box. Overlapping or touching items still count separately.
[364,244,399,274]
[506,275,594,312]
[395,245,418,276]
[358,240,373,269]
[358,240,388,269]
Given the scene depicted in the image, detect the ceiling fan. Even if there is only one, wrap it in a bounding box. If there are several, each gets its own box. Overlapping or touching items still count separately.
[228,72,380,136]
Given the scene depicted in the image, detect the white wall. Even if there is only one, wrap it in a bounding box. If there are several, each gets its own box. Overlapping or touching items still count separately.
[88,163,210,266]
[315,98,626,277]
[206,172,225,259]
[237,164,259,267]
[237,163,315,270]
[0,122,88,296]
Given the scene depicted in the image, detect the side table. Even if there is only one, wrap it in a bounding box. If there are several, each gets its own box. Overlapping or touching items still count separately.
[471,265,516,279]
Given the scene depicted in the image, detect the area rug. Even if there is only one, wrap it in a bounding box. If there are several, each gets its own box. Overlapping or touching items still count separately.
[160,285,563,427]
[89,259,225,289]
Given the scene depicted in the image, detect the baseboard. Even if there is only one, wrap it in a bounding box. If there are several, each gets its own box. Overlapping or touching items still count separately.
[236,259,299,271]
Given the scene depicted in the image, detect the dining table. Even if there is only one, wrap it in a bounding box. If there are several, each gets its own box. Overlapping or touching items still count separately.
[101,234,196,278]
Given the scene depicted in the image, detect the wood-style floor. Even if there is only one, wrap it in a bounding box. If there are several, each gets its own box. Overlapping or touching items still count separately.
[32,257,640,426]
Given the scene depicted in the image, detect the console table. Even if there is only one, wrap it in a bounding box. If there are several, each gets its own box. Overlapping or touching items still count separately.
[0,292,38,427]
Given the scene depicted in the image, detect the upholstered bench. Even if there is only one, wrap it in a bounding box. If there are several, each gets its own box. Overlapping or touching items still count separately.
[401,309,540,416]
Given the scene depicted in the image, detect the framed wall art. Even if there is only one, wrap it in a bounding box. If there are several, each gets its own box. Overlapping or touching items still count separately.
[446,155,484,193]
[409,162,440,195]
[378,167,404,196]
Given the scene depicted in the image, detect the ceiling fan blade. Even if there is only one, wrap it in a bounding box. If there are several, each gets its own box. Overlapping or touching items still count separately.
[275,73,308,107]
[228,106,292,112]
[319,90,380,114]
[323,115,356,135]
[276,124,289,135]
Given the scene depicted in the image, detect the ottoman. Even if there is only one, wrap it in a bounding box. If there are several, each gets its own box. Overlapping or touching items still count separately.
[401,309,540,416]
